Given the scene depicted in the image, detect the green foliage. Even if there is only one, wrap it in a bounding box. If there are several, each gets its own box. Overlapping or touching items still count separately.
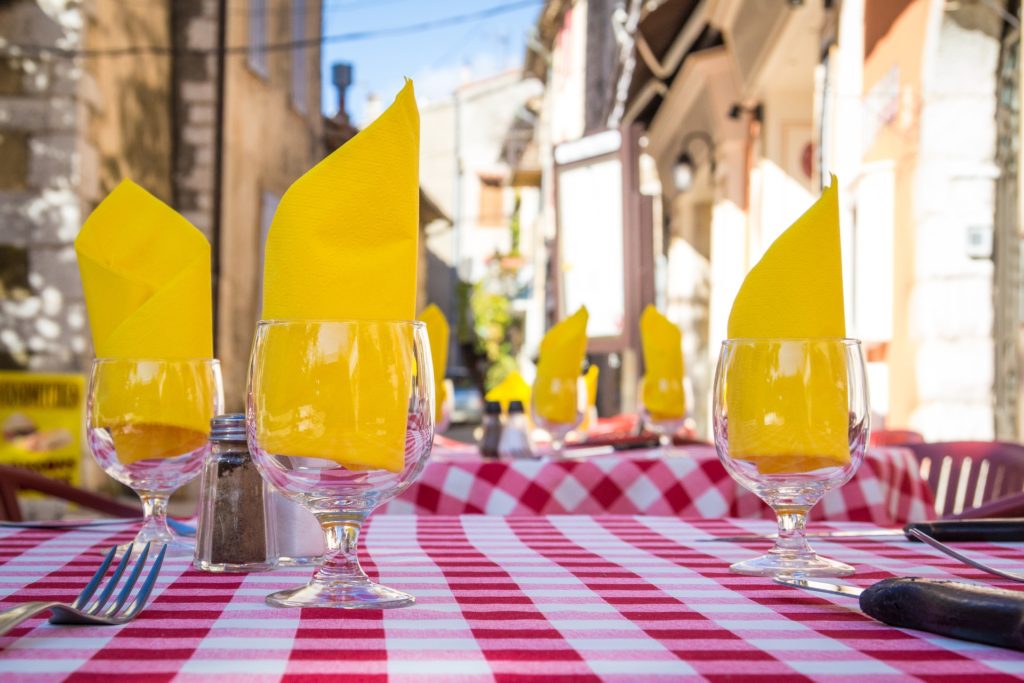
[455,188,528,392]
[509,191,522,257]
[469,283,522,391]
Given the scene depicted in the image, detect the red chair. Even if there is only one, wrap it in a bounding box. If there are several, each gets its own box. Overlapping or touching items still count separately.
[0,464,139,522]
[901,441,1024,518]
[870,429,924,447]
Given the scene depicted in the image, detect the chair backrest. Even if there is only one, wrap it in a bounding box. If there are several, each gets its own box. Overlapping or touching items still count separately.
[0,464,140,522]
[870,429,924,447]
[901,441,1024,518]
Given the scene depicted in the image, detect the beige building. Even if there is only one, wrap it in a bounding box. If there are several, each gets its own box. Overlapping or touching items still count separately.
[0,0,325,412]
[216,0,324,408]
[611,0,1022,440]
[418,70,544,380]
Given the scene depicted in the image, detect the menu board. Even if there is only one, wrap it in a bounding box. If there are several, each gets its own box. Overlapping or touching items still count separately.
[556,156,626,339]
[0,371,84,486]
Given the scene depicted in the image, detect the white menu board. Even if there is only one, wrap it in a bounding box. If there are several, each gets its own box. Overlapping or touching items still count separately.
[556,156,625,339]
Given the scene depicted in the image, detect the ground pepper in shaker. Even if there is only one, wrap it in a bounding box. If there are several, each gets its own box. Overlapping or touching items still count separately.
[194,414,277,572]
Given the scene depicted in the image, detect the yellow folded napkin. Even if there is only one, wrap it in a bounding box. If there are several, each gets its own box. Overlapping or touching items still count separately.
[418,304,449,423]
[579,364,600,431]
[726,174,849,474]
[485,370,531,413]
[533,307,589,423]
[584,365,599,409]
[255,81,419,473]
[640,305,686,420]
[75,180,215,463]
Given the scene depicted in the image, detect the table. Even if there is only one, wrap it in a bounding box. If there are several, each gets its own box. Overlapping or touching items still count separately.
[2,516,1021,682]
[383,447,935,526]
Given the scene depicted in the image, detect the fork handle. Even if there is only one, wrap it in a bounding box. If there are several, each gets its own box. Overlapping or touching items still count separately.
[0,601,60,637]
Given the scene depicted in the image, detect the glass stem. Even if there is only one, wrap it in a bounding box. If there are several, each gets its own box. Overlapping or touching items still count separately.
[314,515,370,585]
[772,506,812,556]
[138,492,172,541]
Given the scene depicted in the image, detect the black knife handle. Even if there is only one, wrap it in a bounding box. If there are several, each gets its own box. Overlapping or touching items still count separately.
[904,519,1024,542]
[860,577,1024,651]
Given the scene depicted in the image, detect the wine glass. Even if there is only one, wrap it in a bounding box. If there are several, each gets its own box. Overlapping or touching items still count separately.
[247,320,434,609]
[712,338,869,577]
[531,375,584,455]
[87,358,223,557]
[637,375,689,451]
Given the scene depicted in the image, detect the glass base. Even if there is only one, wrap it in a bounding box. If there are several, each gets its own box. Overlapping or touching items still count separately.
[275,554,325,567]
[266,578,415,609]
[730,551,855,578]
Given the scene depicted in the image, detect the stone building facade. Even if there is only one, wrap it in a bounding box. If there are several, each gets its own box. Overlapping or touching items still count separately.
[0,0,176,373]
[600,0,1022,440]
[0,0,324,410]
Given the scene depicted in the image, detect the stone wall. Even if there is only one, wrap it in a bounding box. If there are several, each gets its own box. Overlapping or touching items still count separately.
[0,0,88,372]
[910,4,1003,439]
[170,0,218,242]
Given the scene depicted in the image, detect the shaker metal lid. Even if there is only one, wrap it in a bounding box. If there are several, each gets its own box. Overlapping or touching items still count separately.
[210,413,246,442]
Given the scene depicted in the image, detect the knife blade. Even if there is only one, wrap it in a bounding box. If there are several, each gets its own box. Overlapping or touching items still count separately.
[0,517,197,536]
[776,575,1024,651]
[702,518,1024,543]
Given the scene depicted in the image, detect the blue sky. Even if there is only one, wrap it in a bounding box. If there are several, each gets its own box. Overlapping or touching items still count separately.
[320,0,543,125]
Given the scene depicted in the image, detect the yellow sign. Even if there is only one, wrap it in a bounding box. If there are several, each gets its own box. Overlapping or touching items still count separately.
[0,371,84,486]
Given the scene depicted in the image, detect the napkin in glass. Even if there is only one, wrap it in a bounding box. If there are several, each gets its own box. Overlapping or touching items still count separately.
[418,304,449,423]
[533,306,589,423]
[255,81,419,473]
[640,305,685,420]
[726,174,848,473]
[75,179,215,462]
[584,365,599,411]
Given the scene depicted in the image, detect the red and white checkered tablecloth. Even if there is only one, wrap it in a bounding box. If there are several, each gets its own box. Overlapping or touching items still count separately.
[382,447,935,525]
[1,516,1022,682]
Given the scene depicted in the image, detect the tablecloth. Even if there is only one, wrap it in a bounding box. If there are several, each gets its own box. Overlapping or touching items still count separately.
[382,447,935,525]
[2,515,1021,682]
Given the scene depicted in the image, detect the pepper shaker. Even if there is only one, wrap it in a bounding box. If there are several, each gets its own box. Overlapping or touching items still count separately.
[479,400,503,458]
[194,414,277,572]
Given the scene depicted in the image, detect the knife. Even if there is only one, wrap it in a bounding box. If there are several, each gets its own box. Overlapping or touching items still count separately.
[703,518,1024,543]
[775,576,1024,651]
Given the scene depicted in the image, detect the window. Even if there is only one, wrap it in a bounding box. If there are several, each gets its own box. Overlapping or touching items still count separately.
[247,0,268,78]
[290,0,307,113]
[478,174,505,226]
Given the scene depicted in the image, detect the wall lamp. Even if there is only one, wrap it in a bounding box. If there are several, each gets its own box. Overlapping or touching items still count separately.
[727,102,763,121]
[672,130,716,193]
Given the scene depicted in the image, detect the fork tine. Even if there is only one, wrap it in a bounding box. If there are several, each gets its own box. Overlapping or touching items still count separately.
[72,545,118,610]
[102,542,152,618]
[908,528,1024,583]
[84,543,136,615]
[123,544,167,618]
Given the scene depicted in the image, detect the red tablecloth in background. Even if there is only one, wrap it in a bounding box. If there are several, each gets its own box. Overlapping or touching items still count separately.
[382,446,935,525]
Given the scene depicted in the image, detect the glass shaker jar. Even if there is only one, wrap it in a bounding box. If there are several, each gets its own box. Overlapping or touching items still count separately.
[479,400,503,459]
[194,414,277,572]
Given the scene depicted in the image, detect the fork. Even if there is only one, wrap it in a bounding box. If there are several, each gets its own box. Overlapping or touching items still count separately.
[0,542,167,637]
[908,528,1024,584]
